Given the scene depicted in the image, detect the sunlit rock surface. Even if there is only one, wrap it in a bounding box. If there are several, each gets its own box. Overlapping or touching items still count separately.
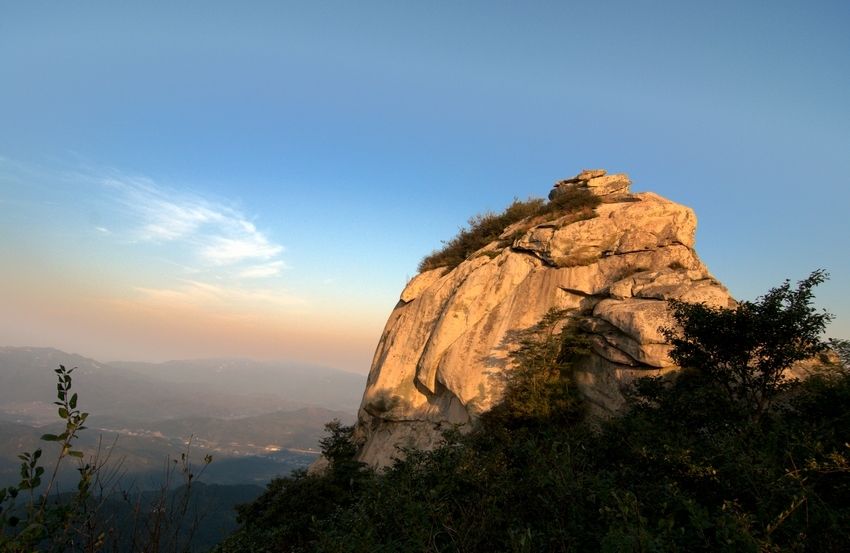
[354,170,733,467]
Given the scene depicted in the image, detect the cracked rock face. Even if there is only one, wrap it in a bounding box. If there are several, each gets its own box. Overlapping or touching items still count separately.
[354,170,733,467]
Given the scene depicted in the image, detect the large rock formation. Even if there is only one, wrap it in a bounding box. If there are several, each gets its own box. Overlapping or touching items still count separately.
[354,170,734,467]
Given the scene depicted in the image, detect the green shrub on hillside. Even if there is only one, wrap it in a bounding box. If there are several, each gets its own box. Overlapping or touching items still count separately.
[417,186,601,273]
[661,269,833,422]
[215,422,372,553]
[487,309,589,426]
[417,198,544,273]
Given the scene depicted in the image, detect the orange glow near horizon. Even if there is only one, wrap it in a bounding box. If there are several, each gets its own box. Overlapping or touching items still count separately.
[1,268,386,373]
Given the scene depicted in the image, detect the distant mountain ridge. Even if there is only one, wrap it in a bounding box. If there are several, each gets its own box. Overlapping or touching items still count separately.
[0,346,361,488]
[0,346,364,421]
[110,356,365,413]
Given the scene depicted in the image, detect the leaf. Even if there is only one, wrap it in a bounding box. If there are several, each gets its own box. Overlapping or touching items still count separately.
[40,434,59,442]
[58,407,69,419]
[70,393,78,409]
[68,451,84,458]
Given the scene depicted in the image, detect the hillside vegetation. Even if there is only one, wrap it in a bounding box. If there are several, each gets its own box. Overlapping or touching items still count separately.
[418,186,601,272]
[218,272,850,552]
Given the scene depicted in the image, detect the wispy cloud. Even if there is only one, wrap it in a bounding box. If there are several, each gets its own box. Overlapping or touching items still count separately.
[239,260,288,279]
[2,157,305,320]
[100,173,286,272]
[202,236,283,266]
[134,279,304,309]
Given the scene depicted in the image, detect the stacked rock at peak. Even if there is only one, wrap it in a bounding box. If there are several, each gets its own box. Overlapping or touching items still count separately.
[549,168,632,198]
[353,169,733,467]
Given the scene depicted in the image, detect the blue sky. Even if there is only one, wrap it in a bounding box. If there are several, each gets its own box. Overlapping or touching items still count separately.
[1,1,848,372]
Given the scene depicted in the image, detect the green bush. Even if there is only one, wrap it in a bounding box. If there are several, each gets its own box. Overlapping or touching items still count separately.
[417,198,544,273]
[661,269,833,421]
[216,421,372,553]
[486,308,589,426]
[418,187,601,273]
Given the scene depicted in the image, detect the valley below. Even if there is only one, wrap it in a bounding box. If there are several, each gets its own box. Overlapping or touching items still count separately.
[0,346,362,489]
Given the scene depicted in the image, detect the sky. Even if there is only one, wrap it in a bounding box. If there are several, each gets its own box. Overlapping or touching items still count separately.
[1,1,848,373]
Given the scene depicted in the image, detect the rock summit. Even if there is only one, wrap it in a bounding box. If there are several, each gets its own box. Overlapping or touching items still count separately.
[354,169,733,467]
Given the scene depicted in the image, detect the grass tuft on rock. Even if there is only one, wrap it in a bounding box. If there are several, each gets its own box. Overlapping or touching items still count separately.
[418,187,601,273]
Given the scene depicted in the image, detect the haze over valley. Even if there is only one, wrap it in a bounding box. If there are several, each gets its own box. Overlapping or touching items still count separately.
[0,346,362,489]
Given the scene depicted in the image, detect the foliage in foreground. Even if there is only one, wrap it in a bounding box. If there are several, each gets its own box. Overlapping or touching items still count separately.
[219,272,849,552]
[661,269,833,422]
[0,367,215,552]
